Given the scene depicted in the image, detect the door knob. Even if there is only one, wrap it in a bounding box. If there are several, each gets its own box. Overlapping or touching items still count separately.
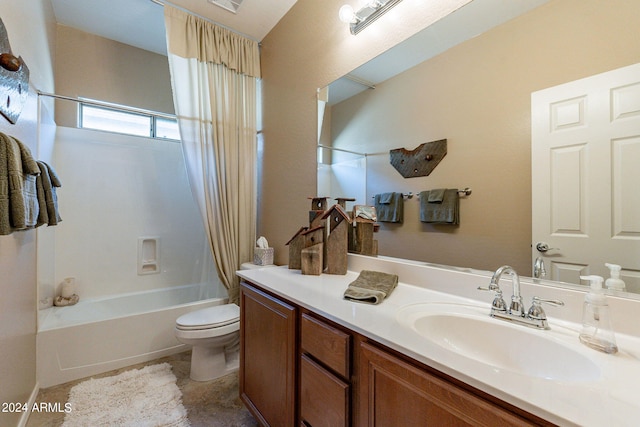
[535,242,559,253]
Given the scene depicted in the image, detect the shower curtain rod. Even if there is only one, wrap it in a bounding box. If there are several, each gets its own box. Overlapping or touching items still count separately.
[149,0,261,45]
[318,144,368,157]
[37,91,176,119]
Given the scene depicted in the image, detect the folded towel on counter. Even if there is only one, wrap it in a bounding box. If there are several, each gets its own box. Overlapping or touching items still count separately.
[36,161,62,227]
[419,188,459,225]
[343,270,399,305]
[374,192,403,223]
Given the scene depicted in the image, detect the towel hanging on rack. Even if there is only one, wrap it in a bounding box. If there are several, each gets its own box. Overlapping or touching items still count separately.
[374,192,403,223]
[0,133,40,235]
[35,161,62,227]
[419,189,459,225]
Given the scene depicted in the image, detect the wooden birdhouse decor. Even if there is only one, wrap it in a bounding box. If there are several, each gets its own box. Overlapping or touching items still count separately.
[301,225,325,275]
[309,196,329,228]
[351,205,378,256]
[287,195,359,275]
[335,197,356,210]
[286,226,308,270]
[322,204,352,275]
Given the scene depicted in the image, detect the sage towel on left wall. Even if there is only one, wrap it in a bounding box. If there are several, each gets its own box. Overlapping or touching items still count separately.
[36,161,62,226]
[0,133,40,235]
[0,133,10,234]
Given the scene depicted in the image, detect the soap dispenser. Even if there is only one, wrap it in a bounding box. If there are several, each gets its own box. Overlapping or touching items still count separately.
[605,263,626,291]
[579,275,618,354]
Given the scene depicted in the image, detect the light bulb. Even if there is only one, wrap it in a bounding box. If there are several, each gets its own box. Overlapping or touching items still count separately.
[339,4,356,24]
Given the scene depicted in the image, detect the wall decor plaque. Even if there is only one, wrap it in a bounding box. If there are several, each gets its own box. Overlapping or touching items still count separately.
[389,139,447,178]
[0,17,30,124]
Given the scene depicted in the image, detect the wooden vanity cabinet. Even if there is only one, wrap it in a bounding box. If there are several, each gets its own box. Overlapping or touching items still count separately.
[240,280,555,427]
[239,283,297,427]
[356,338,551,426]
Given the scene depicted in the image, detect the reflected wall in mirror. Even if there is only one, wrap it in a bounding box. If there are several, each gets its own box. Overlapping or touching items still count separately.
[318,0,640,295]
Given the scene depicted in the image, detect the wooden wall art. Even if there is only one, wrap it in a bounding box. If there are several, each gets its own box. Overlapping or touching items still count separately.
[0,18,29,124]
[389,139,447,178]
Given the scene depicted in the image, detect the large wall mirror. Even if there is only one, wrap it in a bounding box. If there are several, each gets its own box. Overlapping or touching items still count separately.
[318,0,640,296]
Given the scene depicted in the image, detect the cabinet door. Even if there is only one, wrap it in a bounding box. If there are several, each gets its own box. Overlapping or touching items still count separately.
[357,341,540,427]
[300,354,349,427]
[240,283,297,427]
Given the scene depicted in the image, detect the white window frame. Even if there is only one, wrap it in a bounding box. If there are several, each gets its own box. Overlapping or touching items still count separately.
[78,98,180,141]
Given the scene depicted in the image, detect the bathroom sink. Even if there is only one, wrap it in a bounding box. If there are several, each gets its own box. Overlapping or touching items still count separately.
[396,303,600,382]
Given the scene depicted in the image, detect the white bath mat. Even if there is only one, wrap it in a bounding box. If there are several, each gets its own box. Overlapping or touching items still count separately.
[63,363,190,427]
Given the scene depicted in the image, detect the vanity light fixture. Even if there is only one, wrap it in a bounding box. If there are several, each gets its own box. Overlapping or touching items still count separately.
[207,0,244,14]
[339,0,403,35]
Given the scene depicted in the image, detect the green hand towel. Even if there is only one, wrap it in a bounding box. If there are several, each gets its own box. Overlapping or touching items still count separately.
[0,133,10,235]
[427,188,446,203]
[419,188,459,224]
[343,270,399,304]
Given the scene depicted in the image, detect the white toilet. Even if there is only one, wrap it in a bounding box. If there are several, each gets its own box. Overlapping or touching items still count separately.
[174,303,240,381]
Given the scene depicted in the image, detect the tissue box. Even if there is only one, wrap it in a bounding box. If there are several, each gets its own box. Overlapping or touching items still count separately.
[254,247,274,265]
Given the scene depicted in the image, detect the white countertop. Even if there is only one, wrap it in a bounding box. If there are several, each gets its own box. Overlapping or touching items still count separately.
[237,256,640,426]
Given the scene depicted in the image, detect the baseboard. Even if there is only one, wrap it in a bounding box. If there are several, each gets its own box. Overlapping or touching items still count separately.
[17,381,40,427]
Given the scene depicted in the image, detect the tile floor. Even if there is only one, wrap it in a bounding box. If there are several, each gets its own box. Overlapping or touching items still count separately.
[26,351,257,427]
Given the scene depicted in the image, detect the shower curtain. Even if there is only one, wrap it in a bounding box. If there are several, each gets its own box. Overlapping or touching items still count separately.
[164,6,259,304]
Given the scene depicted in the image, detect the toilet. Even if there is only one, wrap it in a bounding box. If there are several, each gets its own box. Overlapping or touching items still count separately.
[174,303,240,381]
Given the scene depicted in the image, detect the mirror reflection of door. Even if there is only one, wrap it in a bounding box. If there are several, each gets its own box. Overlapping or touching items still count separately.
[532,62,640,292]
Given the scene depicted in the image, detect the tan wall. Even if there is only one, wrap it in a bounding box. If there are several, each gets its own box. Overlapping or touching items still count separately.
[260,0,471,265]
[0,0,56,425]
[328,0,640,273]
[55,25,174,126]
[261,0,640,273]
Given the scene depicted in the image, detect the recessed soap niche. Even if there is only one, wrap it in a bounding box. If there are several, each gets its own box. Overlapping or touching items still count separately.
[138,237,160,275]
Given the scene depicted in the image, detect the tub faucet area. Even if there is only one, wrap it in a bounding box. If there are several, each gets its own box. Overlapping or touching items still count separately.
[479,265,564,330]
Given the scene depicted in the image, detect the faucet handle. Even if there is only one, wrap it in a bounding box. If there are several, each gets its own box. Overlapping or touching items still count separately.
[478,287,507,313]
[477,282,500,292]
[527,296,564,320]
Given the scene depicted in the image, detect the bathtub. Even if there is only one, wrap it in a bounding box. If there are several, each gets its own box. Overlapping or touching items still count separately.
[37,283,226,388]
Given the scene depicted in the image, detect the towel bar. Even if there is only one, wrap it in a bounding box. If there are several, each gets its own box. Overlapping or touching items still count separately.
[416,188,472,198]
[370,188,471,200]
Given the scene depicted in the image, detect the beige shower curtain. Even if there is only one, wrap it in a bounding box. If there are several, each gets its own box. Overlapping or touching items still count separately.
[164,6,259,304]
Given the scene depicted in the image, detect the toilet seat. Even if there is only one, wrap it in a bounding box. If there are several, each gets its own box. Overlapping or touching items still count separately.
[176,304,240,331]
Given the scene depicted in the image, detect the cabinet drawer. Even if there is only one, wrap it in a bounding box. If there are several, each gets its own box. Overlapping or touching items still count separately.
[301,313,350,378]
[300,354,349,427]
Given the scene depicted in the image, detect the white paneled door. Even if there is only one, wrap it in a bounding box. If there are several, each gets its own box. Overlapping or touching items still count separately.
[532,63,640,292]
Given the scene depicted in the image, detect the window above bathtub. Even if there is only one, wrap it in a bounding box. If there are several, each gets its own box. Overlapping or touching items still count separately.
[79,99,180,141]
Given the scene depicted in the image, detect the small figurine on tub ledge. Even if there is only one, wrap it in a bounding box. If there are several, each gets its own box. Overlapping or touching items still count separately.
[54,277,79,306]
[54,294,79,306]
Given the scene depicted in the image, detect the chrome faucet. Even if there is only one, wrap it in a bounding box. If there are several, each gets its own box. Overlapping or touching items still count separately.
[533,257,546,278]
[490,265,524,317]
[479,265,564,329]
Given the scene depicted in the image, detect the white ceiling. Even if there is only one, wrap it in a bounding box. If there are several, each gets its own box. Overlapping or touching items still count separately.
[50,0,549,104]
[50,0,299,55]
[328,0,549,105]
